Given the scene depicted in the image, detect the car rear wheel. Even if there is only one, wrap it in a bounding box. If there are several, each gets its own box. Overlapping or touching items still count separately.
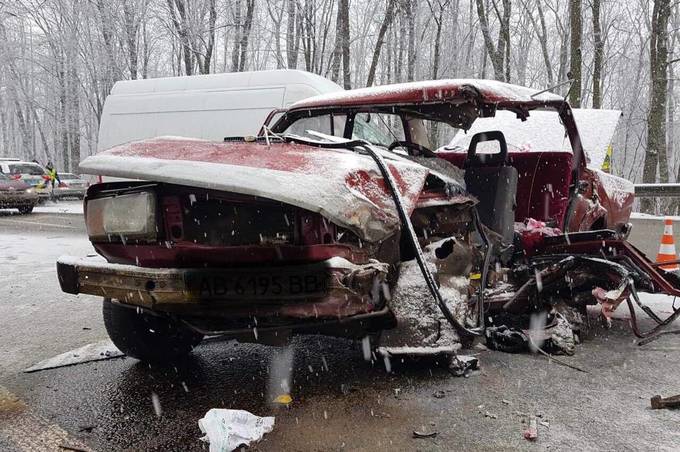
[17,205,34,214]
[102,298,204,364]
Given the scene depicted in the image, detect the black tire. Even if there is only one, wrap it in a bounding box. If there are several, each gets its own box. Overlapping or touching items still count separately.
[102,298,203,364]
[17,205,34,214]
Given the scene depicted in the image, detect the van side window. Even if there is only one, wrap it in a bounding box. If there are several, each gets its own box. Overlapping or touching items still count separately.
[286,114,347,140]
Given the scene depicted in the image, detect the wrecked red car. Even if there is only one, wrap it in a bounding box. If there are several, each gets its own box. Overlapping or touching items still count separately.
[57,80,680,364]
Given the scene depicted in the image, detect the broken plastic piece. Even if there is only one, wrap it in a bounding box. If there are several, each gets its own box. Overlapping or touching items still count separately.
[523,417,538,441]
[198,409,275,452]
[272,394,293,406]
[24,340,124,373]
[413,430,438,438]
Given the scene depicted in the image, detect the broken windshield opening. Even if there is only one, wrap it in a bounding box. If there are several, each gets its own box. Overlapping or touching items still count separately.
[284,113,347,141]
[352,112,405,147]
[445,110,573,154]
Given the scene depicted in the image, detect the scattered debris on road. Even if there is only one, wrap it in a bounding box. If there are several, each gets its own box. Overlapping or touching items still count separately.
[413,430,438,439]
[432,390,446,399]
[198,409,275,452]
[650,394,680,409]
[58,443,91,452]
[523,417,538,441]
[24,339,124,373]
[483,411,498,419]
[272,394,292,406]
[449,354,479,376]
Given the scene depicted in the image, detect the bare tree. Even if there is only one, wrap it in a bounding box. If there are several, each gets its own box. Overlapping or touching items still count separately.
[569,0,582,107]
[591,0,604,108]
[339,0,351,88]
[475,0,511,82]
[642,0,671,211]
[286,0,300,68]
[366,0,397,86]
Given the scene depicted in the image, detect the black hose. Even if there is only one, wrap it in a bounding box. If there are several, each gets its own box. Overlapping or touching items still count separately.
[359,142,483,338]
[284,135,485,338]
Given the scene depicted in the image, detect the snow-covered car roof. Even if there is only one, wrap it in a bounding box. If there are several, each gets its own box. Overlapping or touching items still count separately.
[445,108,621,169]
[288,79,564,111]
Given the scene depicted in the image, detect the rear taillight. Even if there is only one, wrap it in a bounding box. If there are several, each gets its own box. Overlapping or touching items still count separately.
[59,182,68,188]
[10,174,20,180]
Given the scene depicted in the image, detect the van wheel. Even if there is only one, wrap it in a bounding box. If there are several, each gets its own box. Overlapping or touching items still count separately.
[103,298,203,364]
[17,205,33,214]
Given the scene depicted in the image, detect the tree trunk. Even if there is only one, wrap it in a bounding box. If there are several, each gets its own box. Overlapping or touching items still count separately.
[238,0,256,72]
[406,0,417,81]
[123,0,139,79]
[330,1,342,82]
[591,0,603,108]
[167,0,193,76]
[339,0,351,88]
[366,0,397,86]
[286,0,299,68]
[202,0,217,74]
[475,0,505,81]
[641,0,671,212]
[569,0,582,107]
[501,0,511,82]
[231,0,242,72]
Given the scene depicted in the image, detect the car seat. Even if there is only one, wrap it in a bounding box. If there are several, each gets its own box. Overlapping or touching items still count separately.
[464,131,518,244]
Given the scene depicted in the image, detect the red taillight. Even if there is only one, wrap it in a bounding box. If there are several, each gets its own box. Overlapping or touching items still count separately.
[59,182,68,188]
[10,174,21,180]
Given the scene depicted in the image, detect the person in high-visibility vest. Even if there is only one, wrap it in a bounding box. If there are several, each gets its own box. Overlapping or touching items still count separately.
[45,161,60,201]
[601,145,612,173]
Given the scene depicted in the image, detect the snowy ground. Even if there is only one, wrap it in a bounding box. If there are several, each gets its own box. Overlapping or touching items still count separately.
[33,199,84,215]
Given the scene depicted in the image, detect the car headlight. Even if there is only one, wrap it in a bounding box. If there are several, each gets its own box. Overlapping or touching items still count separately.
[86,191,156,241]
[25,188,34,194]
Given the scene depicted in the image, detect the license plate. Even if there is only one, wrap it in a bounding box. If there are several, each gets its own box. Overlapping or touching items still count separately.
[185,269,329,301]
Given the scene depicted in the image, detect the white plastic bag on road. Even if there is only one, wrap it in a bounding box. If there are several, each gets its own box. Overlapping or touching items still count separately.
[198,408,275,452]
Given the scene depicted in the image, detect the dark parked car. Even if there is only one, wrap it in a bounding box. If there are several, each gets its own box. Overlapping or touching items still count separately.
[57,79,680,364]
[0,172,39,214]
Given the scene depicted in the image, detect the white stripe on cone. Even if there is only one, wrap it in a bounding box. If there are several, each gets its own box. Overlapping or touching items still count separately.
[659,244,677,255]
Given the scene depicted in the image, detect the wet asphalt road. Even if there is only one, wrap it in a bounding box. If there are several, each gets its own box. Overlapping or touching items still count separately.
[2,208,680,451]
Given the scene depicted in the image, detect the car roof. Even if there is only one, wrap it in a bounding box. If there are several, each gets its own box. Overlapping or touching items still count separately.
[5,161,44,167]
[287,79,564,111]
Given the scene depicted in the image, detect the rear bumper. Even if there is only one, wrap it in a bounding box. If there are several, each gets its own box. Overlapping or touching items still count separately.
[56,255,391,320]
[0,192,39,207]
[55,187,86,197]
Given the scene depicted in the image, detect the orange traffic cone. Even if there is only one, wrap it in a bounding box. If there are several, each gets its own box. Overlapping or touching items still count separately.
[656,218,679,271]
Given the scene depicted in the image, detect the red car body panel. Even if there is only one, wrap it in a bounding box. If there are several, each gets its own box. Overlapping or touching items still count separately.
[80,137,445,243]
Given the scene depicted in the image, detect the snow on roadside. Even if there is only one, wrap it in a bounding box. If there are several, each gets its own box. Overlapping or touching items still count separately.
[630,212,680,222]
[33,200,84,215]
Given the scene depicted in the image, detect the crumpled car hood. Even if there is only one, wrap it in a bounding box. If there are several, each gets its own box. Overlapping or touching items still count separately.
[80,136,457,242]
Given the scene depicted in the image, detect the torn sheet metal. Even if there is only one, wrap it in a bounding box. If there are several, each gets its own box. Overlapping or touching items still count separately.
[24,340,123,373]
[80,137,440,242]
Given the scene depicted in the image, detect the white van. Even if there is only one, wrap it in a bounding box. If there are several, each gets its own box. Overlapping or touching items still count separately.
[97,69,343,152]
